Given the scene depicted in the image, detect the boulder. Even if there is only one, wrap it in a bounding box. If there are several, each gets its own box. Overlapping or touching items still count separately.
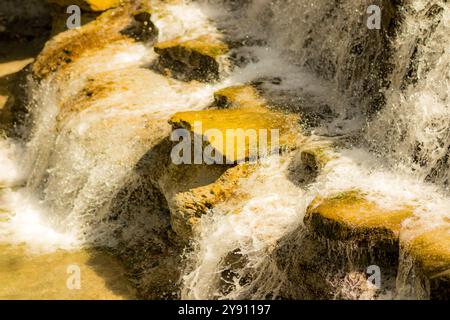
[158,163,255,241]
[154,35,228,82]
[33,5,157,79]
[399,226,450,300]
[169,106,300,164]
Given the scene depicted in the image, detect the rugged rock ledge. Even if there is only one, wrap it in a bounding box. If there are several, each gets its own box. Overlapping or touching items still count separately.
[399,226,450,300]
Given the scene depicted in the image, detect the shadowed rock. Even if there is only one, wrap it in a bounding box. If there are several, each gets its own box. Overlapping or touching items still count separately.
[154,35,228,82]
[157,163,255,242]
[33,5,158,79]
[399,226,450,300]
[305,191,413,243]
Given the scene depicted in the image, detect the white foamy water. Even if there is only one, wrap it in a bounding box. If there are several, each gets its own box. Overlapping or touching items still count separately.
[0,138,78,253]
[0,190,80,253]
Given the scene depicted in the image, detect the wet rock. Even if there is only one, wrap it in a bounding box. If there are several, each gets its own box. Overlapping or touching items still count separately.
[0,61,34,137]
[212,85,265,109]
[299,140,337,173]
[154,35,228,82]
[286,138,337,187]
[169,106,300,164]
[120,11,158,42]
[48,0,121,12]
[305,191,413,243]
[274,187,414,299]
[157,163,255,242]
[399,226,450,300]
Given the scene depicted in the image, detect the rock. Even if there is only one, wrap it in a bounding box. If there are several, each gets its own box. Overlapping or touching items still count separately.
[154,35,228,82]
[157,162,255,241]
[399,226,450,300]
[286,138,337,187]
[48,0,121,12]
[0,0,51,40]
[305,191,414,243]
[299,140,337,173]
[169,106,300,164]
[120,11,158,42]
[32,5,158,79]
[212,85,265,109]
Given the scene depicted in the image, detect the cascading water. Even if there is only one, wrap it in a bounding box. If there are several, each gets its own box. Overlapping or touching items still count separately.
[0,0,448,300]
[180,0,450,299]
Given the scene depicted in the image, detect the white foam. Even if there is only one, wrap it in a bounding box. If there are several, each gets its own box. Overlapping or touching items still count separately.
[0,189,80,254]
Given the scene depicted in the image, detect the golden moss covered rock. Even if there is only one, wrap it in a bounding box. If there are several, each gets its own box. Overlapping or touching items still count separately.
[169,106,300,164]
[400,227,450,299]
[48,0,122,12]
[305,191,414,242]
[33,6,157,79]
[154,35,228,82]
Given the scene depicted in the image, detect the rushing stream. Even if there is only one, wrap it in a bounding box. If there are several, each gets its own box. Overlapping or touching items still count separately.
[0,0,448,300]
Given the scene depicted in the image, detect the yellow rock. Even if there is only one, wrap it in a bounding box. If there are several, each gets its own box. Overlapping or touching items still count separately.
[48,0,122,12]
[33,6,157,79]
[406,227,450,278]
[213,85,265,109]
[169,106,300,163]
[300,140,337,172]
[400,227,450,299]
[305,191,414,242]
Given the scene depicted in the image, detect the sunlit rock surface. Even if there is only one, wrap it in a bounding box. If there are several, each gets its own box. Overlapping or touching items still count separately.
[399,226,450,300]
[48,0,121,12]
[305,191,413,242]
[170,107,300,163]
[212,85,265,109]
[33,5,157,79]
[158,163,254,241]
[0,0,449,301]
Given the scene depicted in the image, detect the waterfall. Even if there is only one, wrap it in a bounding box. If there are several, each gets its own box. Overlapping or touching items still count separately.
[0,0,448,299]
